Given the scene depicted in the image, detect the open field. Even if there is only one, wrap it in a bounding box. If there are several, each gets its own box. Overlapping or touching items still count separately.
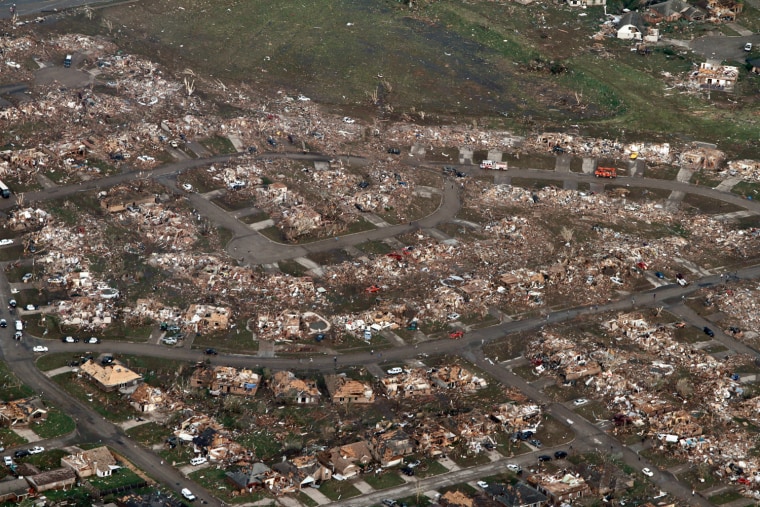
[46,0,760,155]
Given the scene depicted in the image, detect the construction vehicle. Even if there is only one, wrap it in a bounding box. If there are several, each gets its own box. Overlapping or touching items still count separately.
[480,160,508,170]
[594,167,617,178]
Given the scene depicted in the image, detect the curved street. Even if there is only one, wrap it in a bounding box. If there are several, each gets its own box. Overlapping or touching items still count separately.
[0,147,758,506]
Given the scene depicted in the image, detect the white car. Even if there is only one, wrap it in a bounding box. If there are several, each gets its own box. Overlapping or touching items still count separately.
[477,481,488,489]
[181,488,196,501]
[506,464,522,473]
[86,337,100,344]
[162,337,178,345]
[0,239,12,246]
[573,398,589,406]
[745,42,753,52]
[447,313,461,321]
[642,467,654,477]
[32,346,48,353]
[25,305,36,311]
[342,117,355,124]
[21,273,32,283]
[63,336,76,343]
[387,367,403,375]
[3,456,11,466]
[190,456,208,466]
[181,183,193,192]
[28,446,44,455]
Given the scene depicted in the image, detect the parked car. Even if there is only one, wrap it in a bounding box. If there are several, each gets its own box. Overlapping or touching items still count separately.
[32,346,48,353]
[3,456,11,466]
[387,367,403,375]
[205,348,218,355]
[101,356,114,366]
[538,455,552,462]
[0,239,12,246]
[25,304,36,311]
[654,271,665,279]
[13,450,29,458]
[342,117,355,124]
[387,147,401,154]
[405,460,421,468]
[554,450,568,459]
[642,467,654,477]
[181,488,196,501]
[162,337,178,345]
[62,336,78,343]
[181,183,193,192]
[703,326,715,337]
[382,500,397,507]
[477,481,488,489]
[28,446,44,455]
[529,439,542,448]
[190,457,208,466]
[21,273,32,283]
[573,398,589,406]
[8,299,16,308]
[506,464,522,473]
[745,42,753,52]
[85,337,100,344]
[0,319,6,328]
[401,466,414,476]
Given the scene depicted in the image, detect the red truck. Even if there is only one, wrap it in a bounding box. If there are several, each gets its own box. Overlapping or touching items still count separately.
[594,167,617,178]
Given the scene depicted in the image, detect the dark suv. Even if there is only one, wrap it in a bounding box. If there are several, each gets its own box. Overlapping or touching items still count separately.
[703,327,715,337]
[14,450,30,458]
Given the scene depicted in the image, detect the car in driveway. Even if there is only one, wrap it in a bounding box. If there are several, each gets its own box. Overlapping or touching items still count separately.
[573,398,589,406]
[654,271,665,279]
[25,304,36,311]
[21,273,32,283]
[3,456,11,466]
[28,446,44,455]
[642,467,654,477]
[401,466,415,476]
[477,481,488,489]
[32,346,48,353]
[382,500,397,507]
[703,326,715,337]
[528,439,542,448]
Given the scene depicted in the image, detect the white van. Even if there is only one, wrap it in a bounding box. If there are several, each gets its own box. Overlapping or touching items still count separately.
[14,320,22,332]
[181,488,196,501]
[190,456,207,466]
[386,367,403,375]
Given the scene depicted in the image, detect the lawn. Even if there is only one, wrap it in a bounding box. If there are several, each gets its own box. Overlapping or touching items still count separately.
[190,467,269,504]
[316,479,362,501]
[126,422,172,447]
[17,449,68,471]
[88,468,146,492]
[50,373,135,422]
[413,459,450,479]
[0,361,35,400]
[709,489,744,505]
[33,409,76,439]
[0,427,27,448]
[191,328,259,354]
[362,470,406,490]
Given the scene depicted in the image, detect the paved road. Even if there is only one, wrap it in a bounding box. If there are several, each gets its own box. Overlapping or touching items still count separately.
[3,147,760,505]
[690,33,760,62]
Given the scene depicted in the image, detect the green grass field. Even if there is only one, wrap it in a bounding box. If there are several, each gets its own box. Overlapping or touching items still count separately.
[46,0,759,155]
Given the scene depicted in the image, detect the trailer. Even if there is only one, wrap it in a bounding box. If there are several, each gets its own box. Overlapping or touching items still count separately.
[480,160,508,170]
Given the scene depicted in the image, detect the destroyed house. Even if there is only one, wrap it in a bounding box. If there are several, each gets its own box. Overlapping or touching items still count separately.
[692,60,738,92]
[317,441,373,479]
[440,490,474,507]
[492,403,541,432]
[528,473,591,506]
[129,383,171,413]
[369,428,415,467]
[560,360,602,381]
[26,468,77,493]
[272,455,332,489]
[489,482,547,507]
[750,58,760,75]
[646,0,704,22]
[617,12,646,40]
[410,422,458,457]
[575,463,634,495]
[379,368,432,398]
[191,366,260,396]
[79,360,142,392]
[270,371,320,404]
[226,462,278,493]
[100,190,156,213]
[324,374,375,404]
[0,397,47,427]
[566,0,606,7]
[0,477,33,503]
[706,0,742,19]
[431,365,474,389]
[185,304,230,333]
[61,446,118,478]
